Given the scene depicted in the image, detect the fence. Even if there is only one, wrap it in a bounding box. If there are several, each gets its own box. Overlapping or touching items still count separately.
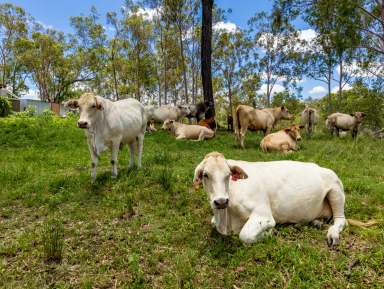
[11,99,69,116]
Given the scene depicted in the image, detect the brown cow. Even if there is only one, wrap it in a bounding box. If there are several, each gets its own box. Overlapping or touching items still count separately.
[198,117,217,131]
[260,124,304,154]
[300,105,319,137]
[326,112,365,139]
[234,105,294,148]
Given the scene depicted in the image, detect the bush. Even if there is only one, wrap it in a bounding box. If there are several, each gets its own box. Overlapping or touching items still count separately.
[0,96,11,117]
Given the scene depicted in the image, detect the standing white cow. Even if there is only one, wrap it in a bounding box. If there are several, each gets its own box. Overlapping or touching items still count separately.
[193,152,347,246]
[65,93,147,180]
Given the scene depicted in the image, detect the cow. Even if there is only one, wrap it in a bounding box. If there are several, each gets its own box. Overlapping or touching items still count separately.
[64,93,147,180]
[162,119,215,141]
[260,124,304,153]
[193,152,347,246]
[198,117,217,131]
[234,105,294,148]
[326,112,365,139]
[300,105,319,137]
[145,105,190,123]
[146,119,157,133]
[184,101,209,123]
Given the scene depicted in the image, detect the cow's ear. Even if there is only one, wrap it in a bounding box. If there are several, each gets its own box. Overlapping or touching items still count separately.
[95,99,103,110]
[193,163,204,190]
[65,99,79,109]
[284,128,291,133]
[230,165,248,180]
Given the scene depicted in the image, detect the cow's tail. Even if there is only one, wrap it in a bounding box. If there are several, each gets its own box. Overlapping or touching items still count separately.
[233,106,241,143]
[347,219,377,229]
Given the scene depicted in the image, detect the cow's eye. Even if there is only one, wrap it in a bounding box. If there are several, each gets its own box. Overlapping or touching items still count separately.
[203,173,209,179]
[91,104,96,108]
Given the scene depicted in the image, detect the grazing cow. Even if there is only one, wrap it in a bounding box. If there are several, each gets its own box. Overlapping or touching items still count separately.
[65,93,146,180]
[198,117,217,131]
[184,101,209,123]
[301,105,319,137]
[146,119,157,133]
[162,119,215,141]
[260,124,304,153]
[145,105,190,123]
[326,112,365,139]
[193,152,347,246]
[234,105,294,148]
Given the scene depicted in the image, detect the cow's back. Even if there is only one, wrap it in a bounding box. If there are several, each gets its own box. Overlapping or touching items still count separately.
[237,105,270,130]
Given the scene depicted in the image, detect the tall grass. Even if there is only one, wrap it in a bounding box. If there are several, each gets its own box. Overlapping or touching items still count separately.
[41,218,64,263]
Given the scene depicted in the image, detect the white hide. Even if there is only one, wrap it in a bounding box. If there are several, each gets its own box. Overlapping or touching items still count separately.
[194,153,346,246]
[145,105,190,122]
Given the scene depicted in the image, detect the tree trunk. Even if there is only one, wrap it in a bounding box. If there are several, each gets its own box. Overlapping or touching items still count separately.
[337,54,343,110]
[111,39,119,100]
[327,63,332,113]
[201,0,215,118]
[178,24,189,104]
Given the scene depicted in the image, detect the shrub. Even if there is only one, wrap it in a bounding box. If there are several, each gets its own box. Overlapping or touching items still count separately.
[42,218,64,263]
[0,96,11,117]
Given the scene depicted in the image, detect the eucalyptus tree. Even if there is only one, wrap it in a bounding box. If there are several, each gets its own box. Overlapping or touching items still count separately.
[0,3,29,95]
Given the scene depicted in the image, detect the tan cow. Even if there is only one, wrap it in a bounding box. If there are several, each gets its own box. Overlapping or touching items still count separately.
[326,112,365,139]
[234,105,294,148]
[300,105,319,137]
[260,124,304,153]
[162,119,215,141]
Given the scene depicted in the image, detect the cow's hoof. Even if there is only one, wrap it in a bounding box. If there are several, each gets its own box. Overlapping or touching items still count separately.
[327,236,340,247]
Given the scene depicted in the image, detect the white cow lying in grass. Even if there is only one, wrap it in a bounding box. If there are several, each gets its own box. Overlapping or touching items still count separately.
[193,152,347,246]
[65,93,147,180]
[162,119,215,141]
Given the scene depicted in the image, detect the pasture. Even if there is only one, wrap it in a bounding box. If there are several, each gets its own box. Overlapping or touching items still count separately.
[0,115,383,288]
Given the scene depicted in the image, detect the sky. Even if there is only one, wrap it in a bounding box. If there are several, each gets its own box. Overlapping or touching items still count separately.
[8,0,345,100]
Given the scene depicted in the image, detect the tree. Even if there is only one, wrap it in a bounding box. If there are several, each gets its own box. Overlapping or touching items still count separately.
[0,3,29,95]
[201,0,215,117]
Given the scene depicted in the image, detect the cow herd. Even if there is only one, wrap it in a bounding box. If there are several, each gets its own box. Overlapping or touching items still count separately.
[64,93,370,246]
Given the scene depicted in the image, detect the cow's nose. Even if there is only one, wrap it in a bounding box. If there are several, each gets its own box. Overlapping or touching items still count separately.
[77,121,88,128]
[297,136,302,141]
[214,198,229,209]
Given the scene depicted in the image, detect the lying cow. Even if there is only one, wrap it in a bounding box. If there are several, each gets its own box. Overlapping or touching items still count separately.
[260,124,304,153]
[193,152,347,246]
[162,119,214,141]
[145,105,190,123]
[300,105,319,137]
[65,93,146,180]
[234,105,293,148]
[326,112,365,139]
[198,117,217,131]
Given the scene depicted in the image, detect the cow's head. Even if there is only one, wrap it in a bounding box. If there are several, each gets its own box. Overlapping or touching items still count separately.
[279,105,294,120]
[284,125,304,141]
[193,152,248,210]
[177,105,191,118]
[352,112,365,123]
[162,119,175,130]
[65,93,103,129]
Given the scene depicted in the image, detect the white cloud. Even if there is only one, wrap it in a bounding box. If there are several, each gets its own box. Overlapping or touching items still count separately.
[308,86,327,95]
[213,21,238,34]
[257,83,285,95]
[36,20,54,30]
[298,29,317,43]
[331,84,353,93]
[124,6,161,21]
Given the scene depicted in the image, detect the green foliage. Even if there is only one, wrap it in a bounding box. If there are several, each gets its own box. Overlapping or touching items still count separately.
[41,218,64,263]
[0,96,11,117]
[271,90,304,115]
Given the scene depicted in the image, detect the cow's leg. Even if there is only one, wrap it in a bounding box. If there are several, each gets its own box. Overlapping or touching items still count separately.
[128,142,135,169]
[137,133,144,168]
[335,128,340,137]
[326,186,346,246]
[87,141,99,181]
[111,142,120,178]
[239,211,276,244]
[240,126,247,148]
[265,126,272,135]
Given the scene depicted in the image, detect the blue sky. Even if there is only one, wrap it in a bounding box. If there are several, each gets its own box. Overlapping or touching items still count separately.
[8,0,340,100]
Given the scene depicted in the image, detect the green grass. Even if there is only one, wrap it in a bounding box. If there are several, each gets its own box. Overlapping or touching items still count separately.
[0,115,383,288]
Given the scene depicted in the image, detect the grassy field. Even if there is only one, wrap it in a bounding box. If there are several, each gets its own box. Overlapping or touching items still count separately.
[0,114,383,289]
